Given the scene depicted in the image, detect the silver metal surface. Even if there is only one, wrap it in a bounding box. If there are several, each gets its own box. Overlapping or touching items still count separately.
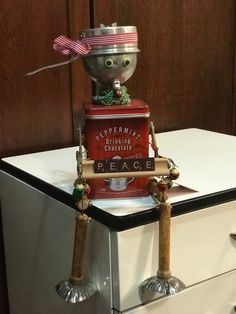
[82,53,137,86]
[55,279,97,304]
[140,275,185,296]
[0,171,112,314]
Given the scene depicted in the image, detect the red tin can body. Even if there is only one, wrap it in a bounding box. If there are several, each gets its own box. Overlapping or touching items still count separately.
[84,99,150,199]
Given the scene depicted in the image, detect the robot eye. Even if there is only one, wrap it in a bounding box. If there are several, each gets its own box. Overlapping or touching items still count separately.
[123,58,131,66]
[104,58,114,68]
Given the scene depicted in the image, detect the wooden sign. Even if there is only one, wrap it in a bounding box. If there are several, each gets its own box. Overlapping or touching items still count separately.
[94,158,155,173]
[82,157,170,179]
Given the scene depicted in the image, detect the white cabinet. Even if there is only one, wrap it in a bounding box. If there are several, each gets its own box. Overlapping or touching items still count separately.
[122,270,236,314]
[1,129,236,314]
[112,200,236,311]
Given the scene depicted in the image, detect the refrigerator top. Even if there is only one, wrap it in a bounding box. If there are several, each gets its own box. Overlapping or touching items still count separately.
[1,128,236,230]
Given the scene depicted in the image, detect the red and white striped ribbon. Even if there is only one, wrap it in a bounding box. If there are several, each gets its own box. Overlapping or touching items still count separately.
[53,32,138,56]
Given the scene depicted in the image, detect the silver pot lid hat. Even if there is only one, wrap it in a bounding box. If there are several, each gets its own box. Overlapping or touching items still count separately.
[78,25,139,56]
[26,24,139,76]
[53,24,139,57]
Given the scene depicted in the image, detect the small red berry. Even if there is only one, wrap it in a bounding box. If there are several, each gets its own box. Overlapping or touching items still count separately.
[115,90,122,97]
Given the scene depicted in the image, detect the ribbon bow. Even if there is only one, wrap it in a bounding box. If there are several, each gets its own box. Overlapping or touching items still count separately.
[26,32,138,75]
[53,32,138,56]
[53,35,91,56]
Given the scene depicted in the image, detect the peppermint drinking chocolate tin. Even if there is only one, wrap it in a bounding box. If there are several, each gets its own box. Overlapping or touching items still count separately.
[84,99,150,198]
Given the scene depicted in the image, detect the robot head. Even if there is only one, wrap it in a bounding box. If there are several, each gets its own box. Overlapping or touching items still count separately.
[80,25,139,88]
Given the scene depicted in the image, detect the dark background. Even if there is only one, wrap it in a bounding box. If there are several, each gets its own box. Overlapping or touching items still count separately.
[1,1,236,312]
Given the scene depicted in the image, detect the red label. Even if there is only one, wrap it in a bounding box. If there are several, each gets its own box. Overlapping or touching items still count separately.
[84,101,150,199]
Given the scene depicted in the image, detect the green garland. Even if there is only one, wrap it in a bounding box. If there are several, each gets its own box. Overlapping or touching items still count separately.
[93,86,131,105]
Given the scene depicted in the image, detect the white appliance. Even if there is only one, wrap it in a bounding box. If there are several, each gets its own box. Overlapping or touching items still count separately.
[1,128,236,313]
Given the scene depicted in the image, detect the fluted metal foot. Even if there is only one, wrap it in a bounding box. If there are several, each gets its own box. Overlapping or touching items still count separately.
[55,279,97,304]
[141,275,185,297]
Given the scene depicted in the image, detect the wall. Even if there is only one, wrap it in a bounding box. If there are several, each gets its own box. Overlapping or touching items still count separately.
[0,1,236,312]
[92,0,236,134]
[1,1,235,160]
[0,0,91,159]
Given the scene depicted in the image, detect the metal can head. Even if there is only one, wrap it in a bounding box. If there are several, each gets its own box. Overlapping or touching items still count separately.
[79,25,139,86]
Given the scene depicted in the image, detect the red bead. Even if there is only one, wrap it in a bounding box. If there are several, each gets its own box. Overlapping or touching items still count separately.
[115,90,122,97]
[157,181,168,192]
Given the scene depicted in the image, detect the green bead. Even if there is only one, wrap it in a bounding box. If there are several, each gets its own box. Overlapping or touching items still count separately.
[72,188,84,201]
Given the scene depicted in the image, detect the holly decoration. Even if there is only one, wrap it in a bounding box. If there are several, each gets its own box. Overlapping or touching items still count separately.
[92,86,130,105]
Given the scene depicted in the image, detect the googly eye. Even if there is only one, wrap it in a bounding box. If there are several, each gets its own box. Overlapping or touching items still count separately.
[123,58,131,66]
[104,58,113,68]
